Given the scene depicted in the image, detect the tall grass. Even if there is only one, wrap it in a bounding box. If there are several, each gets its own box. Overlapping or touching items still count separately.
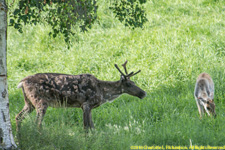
[7,0,225,149]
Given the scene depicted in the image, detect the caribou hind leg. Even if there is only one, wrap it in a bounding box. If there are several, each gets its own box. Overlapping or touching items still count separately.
[16,87,35,132]
[16,104,34,132]
[35,100,48,129]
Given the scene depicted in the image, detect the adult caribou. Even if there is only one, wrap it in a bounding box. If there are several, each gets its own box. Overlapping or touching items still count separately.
[16,61,146,130]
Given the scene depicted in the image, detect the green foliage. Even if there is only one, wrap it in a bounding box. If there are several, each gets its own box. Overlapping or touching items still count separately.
[7,0,225,149]
[110,0,148,29]
[9,0,97,45]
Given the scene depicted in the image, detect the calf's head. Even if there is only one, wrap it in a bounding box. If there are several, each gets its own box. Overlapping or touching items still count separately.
[206,99,216,118]
[115,61,146,99]
[198,97,216,118]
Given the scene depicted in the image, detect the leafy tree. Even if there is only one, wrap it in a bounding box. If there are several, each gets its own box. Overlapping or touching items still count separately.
[9,0,148,45]
[9,0,98,44]
[110,0,148,29]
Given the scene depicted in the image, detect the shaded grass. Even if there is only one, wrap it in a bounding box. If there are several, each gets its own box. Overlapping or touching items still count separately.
[7,0,225,149]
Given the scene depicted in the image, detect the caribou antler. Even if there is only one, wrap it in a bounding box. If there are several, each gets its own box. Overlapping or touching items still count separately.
[114,64,126,77]
[122,60,128,75]
[128,70,141,78]
[115,61,141,79]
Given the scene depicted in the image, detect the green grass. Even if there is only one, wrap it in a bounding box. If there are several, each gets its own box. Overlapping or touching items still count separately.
[7,0,225,149]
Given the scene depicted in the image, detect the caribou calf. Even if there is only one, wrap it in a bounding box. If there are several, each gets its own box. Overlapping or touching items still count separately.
[194,73,216,118]
[16,61,146,130]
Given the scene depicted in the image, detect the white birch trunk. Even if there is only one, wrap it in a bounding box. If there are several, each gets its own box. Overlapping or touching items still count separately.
[0,0,17,149]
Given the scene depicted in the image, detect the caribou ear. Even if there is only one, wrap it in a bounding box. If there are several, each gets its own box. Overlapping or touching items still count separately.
[121,75,126,81]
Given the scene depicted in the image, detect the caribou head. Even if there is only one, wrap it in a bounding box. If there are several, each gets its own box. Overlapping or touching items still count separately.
[115,61,146,99]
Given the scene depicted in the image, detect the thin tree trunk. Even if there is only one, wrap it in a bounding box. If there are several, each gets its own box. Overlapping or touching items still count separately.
[0,0,17,149]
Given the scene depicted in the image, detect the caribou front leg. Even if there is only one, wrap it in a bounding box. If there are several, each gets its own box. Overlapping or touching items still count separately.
[82,103,94,130]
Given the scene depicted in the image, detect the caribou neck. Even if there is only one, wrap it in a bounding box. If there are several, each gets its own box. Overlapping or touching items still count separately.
[98,80,123,102]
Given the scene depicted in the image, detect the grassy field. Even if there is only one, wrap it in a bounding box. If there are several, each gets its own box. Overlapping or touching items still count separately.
[7,0,225,149]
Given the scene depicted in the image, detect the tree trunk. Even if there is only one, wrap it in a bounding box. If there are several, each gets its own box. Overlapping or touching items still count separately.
[0,0,17,149]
